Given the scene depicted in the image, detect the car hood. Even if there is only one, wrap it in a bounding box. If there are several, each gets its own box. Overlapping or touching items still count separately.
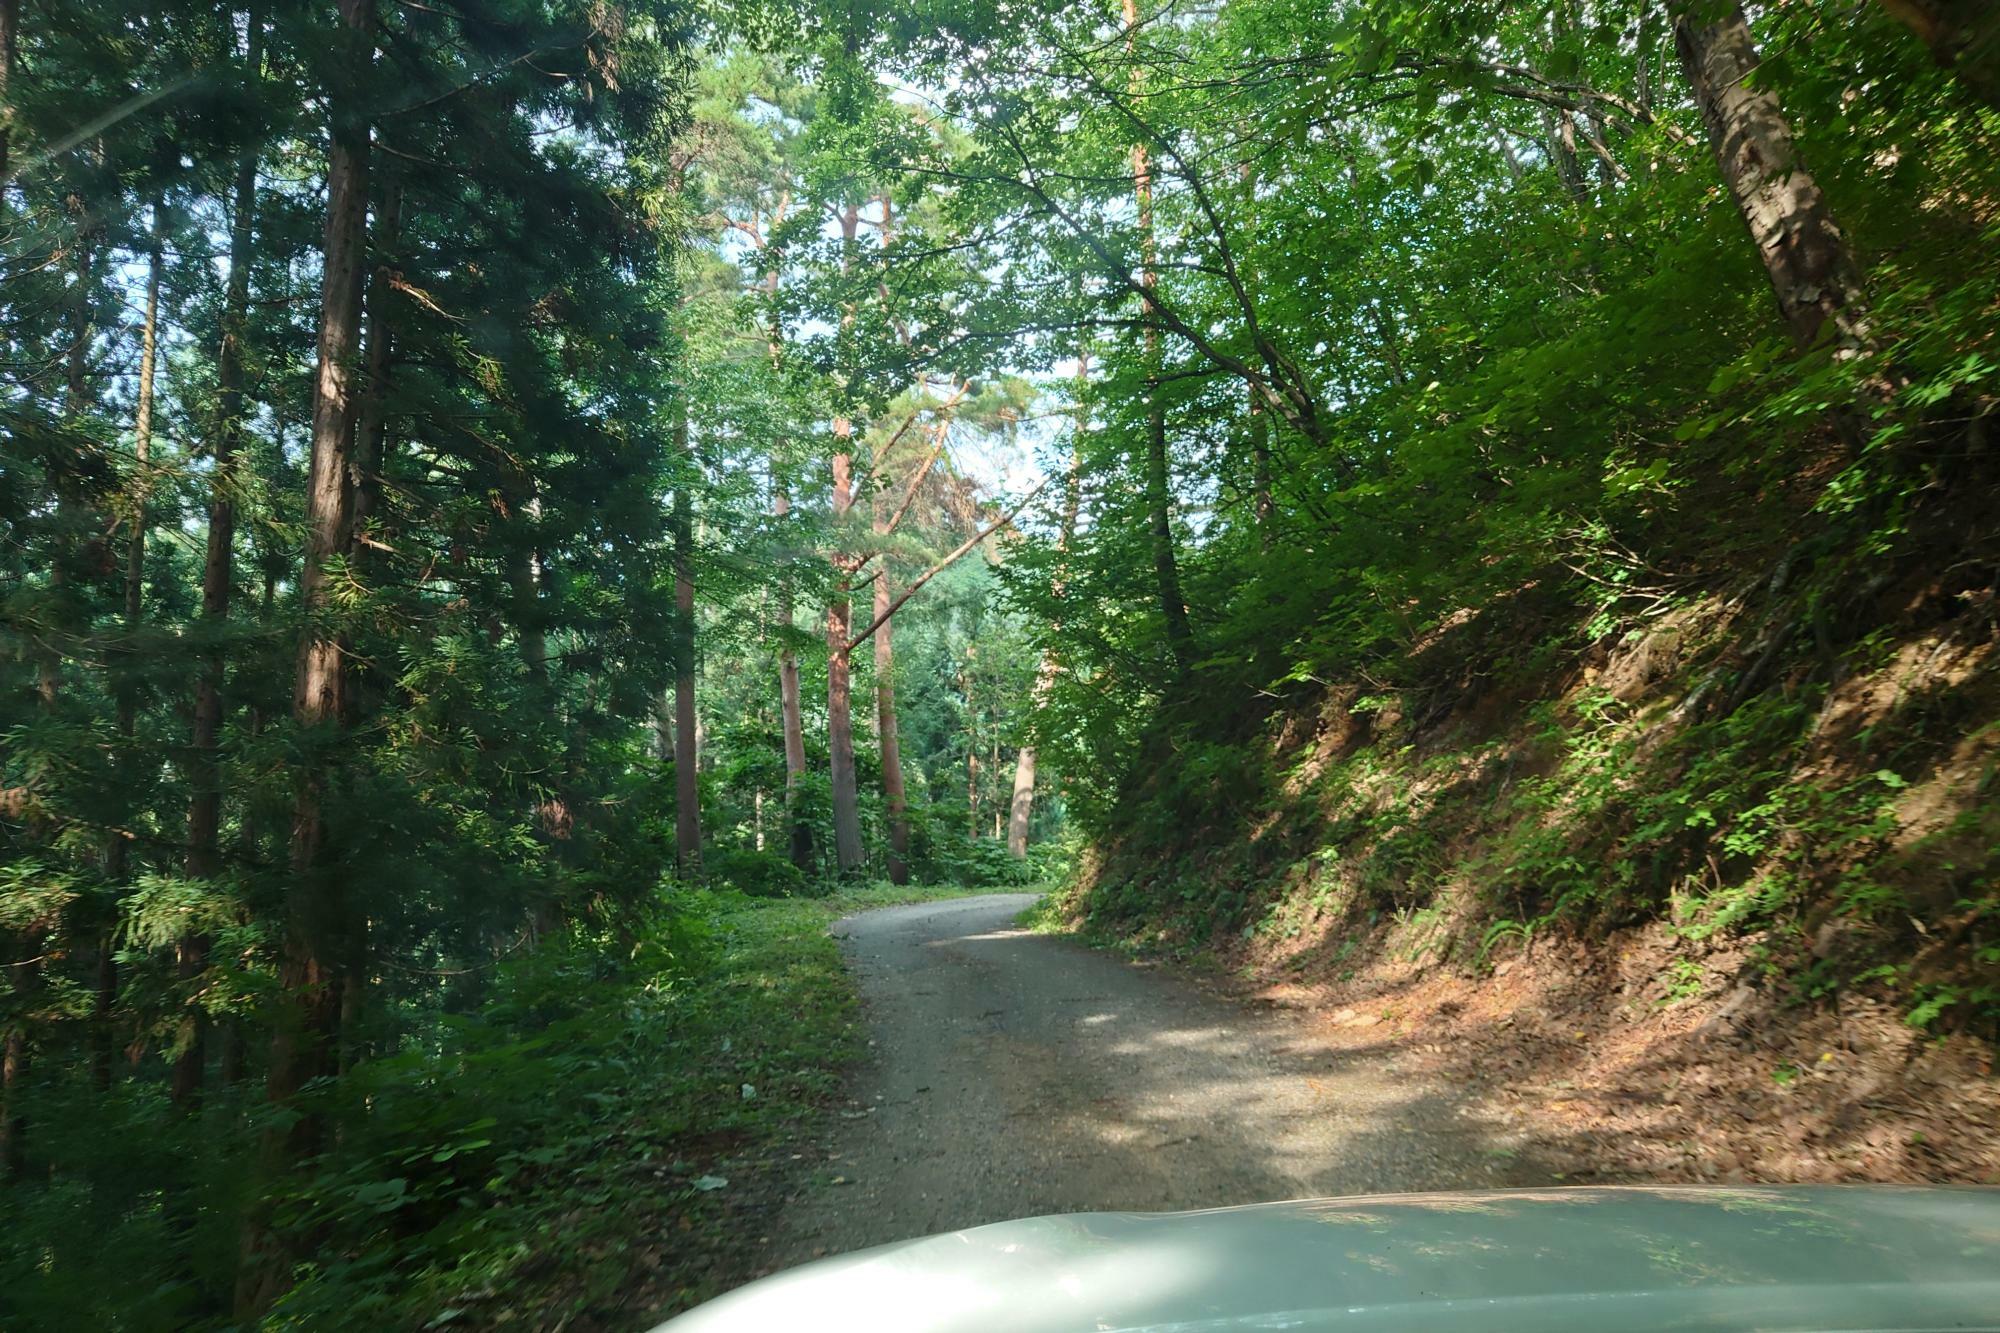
[655,1185,2000,1332]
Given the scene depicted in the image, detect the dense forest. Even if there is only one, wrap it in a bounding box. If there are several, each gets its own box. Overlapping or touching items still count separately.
[4,0,1998,1326]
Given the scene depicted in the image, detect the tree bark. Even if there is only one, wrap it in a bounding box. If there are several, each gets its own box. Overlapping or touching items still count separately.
[824,438,864,872]
[243,0,373,1313]
[181,12,263,1110]
[827,445,865,873]
[826,199,866,875]
[40,197,94,709]
[1008,348,1088,859]
[0,934,31,1177]
[1672,4,1871,351]
[967,738,980,839]
[774,485,811,867]
[353,174,400,565]
[1005,740,1037,858]
[1237,162,1275,539]
[672,406,701,875]
[1546,108,1592,203]
[1125,0,1193,668]
[92,198,166,1090]
[872,561,908,882]
[277,0,371,1115]
[0,0,17,186]
[112,197,165,796]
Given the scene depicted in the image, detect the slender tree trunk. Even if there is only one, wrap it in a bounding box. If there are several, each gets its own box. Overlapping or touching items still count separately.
[1124,0,1193,668]
[967,740,980,840]
[1237,163,1275,539]
[242,0,373,1312]
[774,486,811,867]
[507,539,547,678]
[39,195,94,709]
[93,199,166,1090]
[1672,4,1871,350]
[672,407,701,875]
[353,175,399,565]
[1143,396,1190,661]
[761,268,813,869]
[1636,0,1660,115]
[181,13,263,1110]
[1008,349,1088,859]
[117,200,169,785]
[826,200,866,875]
[1546,108,1592,203]
[1248,398,1273,533]
[872,563,908,883]
[0,944,29,1177]
[0,0,17,187]
[275,0,371,1124]
[1006,738,1037,858]
[869,405,938,884]
[827,446,864,873]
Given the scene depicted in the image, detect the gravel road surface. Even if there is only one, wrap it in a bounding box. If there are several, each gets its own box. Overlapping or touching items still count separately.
[773,893,1527,1267]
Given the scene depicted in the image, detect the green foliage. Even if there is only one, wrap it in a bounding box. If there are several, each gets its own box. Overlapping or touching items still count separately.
[0,890,885,1331]
[8,0,2000,1323]
[705,847,811,898]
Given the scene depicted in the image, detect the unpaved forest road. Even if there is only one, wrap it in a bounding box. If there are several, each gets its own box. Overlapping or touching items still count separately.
[771,893,1540,1269]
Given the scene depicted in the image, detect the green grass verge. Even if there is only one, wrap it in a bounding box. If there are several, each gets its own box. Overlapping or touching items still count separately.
[253,883,1034,1332]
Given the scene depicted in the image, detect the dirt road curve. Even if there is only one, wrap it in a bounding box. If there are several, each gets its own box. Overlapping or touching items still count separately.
[773,893,1534,1268]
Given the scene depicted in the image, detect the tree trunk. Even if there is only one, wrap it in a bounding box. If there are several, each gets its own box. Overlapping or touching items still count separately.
[507,539,547,678]
[0,950,29,1178]
[1125,0,1193,668]
[1144,397,1191,662]
[0,0,17,186]
[1006,741,1036,858]
[960,700,976,836]
[1248,396,1273,535]
[353,174,399,566]
[1672,4,1870,351]
[826,198,866,876]
[872,565,909,883]
[1546,108,1591,203]
[1009,349,1088,859]
[1236,162,1275,540]
[776,487,811,868]
[40,196,94,708]
[121,201,167,700]
[181,12,262,1110]
[93,198,165,1090]
[1879,0,2000,106]
[276,0,371,1118]
[672,407,701,875]
[243,0,373,1313]
[826,446,865,873]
